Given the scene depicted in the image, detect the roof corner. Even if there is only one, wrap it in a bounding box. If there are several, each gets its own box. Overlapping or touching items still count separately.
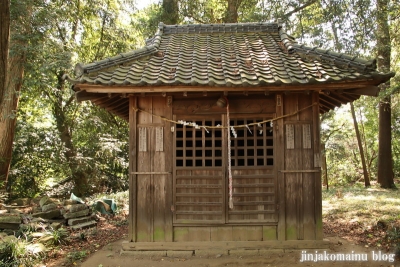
[72,24,165,76]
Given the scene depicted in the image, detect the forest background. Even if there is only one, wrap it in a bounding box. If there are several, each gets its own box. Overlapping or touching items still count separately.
[0,0,399,198]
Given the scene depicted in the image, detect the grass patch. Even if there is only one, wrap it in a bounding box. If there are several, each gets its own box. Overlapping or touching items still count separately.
[323,185,400,250]
[323,186,400,224]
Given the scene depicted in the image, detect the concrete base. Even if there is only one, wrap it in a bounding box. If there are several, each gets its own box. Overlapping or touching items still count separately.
[120,240,331,257]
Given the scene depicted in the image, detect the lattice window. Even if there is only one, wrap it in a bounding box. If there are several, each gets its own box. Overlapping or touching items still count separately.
[229,119,273,167]
[175,118,223,167]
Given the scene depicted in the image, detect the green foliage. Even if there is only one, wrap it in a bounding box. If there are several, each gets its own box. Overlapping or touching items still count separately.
[42,227,69,246]
[130,4,162,44]
[322,105,361,185]
[67,250,88,262]
[9,0,134,197]
[5,0,400,196]
[0,236,35,267]
[10,109,66,197]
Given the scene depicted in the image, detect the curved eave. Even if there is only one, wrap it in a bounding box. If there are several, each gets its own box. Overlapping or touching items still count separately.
[74,78,389,120]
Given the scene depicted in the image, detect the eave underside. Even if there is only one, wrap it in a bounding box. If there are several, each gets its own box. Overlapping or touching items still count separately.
[74,83,380,120]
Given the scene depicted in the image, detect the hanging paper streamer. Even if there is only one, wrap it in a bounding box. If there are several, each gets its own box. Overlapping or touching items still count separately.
[226,98,234,210]
[133,103,316,130]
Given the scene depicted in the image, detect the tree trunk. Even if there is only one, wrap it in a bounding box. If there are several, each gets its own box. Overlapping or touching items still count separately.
[0,0,10,188]
[162,0,179,25]
[376,0,394,188]
[0,0,10,106]
[350,103,370,187]
[224,0,242,23]
[0,48,25,190]
[53,72,89,196]
[321,143,328,191]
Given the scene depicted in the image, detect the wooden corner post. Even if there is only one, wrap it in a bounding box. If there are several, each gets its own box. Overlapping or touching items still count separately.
[129,96,138,242]
[276,93,286,241]
[312,92,323,239]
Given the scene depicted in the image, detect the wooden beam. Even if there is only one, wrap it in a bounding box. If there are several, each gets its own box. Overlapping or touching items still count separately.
[77,81,381,94]
[318,97,338,110]
[111,102,129,115]
[346,86,379,96]
[318,100,335,111]
[92,95,125,107]
[75,91,108,102]
[318,94,343,107]
[328,91,354,102]
[319,105,330,114]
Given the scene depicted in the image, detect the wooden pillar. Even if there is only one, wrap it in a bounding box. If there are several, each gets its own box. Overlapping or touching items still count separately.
[313,92,323,240]
[129,96,138,242]
[276,93,286,241]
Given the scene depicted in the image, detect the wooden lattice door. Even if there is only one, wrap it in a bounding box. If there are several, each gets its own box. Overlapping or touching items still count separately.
[173,116,225,223]
[173,115,277,225]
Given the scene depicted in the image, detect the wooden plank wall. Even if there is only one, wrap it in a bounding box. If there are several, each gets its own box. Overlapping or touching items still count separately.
[128,93,322,242]
[173,225,277,241]
[133,96,173,242]
[282,93,322,240]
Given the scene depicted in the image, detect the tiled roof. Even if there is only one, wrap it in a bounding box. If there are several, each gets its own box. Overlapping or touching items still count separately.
[66,22,393,88]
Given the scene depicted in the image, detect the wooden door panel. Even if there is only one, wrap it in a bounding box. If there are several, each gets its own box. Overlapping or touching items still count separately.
[173,115,277,225]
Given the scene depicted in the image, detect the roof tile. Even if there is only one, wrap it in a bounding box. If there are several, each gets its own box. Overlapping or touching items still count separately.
[66,22,394,88]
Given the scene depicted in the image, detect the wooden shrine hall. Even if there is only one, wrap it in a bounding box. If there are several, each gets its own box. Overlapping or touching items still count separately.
[65,22,394,252]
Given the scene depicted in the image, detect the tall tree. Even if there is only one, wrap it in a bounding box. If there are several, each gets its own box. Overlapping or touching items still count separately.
[161,0,179,24]
[0,0,10,107]
[0,0,10,188]
[376,0,394,188]
[0,0,27,188]
[350,102,370,187]
[224,0,242,23]
[10,0,137,196]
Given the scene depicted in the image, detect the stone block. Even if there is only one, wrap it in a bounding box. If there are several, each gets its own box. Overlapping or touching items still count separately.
[32,209,61,220]
[39,197,53,207]
[11,198,31,206]
[0,214,21,224]
[50,222,63,230]
[68,216,92,226]
[120,250,167,257]
[229,249,259,256]
[8,209,23,214]
[63,199,78,206]
[258,249,285,256]
[0,223,20,230]
[195,249,228,257]
[63,208,89,219]
[70,220,97,230]
[69,204,87,213]
[166,250,194,258]
[42,203,57,212]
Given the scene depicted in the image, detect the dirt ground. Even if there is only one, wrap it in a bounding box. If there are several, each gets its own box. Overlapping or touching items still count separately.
[76,236,399,267]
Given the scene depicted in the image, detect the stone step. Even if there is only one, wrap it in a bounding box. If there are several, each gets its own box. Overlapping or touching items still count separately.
[0,213,21,224]
[0,222,20,230]
[63,208,89,219]
[70,220,97,230]
[32,209,62,220]
[68,215,93,226]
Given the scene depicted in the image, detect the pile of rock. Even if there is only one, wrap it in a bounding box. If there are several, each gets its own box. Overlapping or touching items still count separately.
[63,200,97,230]
[0,196,98,234]
[31,196,63,221]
